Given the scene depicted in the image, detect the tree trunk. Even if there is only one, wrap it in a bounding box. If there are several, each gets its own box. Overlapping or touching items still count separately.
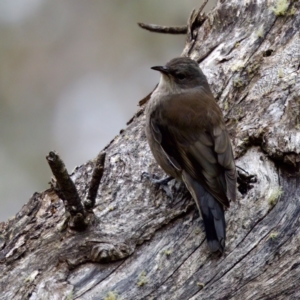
[1,1,300,299]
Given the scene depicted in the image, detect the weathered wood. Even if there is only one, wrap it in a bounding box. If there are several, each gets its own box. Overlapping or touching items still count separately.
[1,1,300,299]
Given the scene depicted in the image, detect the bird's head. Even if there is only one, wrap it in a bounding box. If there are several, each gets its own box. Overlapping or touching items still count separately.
[151,57,210,94]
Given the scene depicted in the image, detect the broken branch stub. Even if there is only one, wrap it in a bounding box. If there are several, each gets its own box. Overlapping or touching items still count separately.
[46,151,86,230]
[84,151,106,210]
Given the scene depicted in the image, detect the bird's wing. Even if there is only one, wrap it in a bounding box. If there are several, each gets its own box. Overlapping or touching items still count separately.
[150,91,236,207]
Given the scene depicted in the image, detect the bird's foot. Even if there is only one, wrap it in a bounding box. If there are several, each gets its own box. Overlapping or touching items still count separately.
[236,166,257,195]
[141,172,174,199]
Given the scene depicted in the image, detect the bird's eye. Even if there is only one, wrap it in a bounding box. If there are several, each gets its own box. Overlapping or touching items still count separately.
[176,73,186,80]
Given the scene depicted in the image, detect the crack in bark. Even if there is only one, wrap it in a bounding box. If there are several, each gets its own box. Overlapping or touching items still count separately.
[143,216,206,299]
[73,260,126,299]
[230,221,300,298]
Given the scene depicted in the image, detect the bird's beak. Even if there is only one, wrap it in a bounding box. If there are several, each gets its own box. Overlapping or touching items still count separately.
[151,66,170,75]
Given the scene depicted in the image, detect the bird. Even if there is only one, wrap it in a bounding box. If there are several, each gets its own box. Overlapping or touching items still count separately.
[145,57,236,253]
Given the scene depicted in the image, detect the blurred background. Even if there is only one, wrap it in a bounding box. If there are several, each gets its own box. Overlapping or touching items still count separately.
[0,0,217,221]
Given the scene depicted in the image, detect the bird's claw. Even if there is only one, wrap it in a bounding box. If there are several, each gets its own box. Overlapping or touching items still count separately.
[141,172,174,200]
[237,168,257,195]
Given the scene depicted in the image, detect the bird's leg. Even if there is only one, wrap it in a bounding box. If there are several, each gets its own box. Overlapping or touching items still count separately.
[141,172,174,199]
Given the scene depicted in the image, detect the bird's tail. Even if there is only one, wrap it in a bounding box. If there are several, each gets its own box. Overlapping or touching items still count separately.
[182,171,226,253]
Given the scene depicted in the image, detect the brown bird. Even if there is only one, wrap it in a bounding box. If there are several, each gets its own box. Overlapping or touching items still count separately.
[145,57,236,253]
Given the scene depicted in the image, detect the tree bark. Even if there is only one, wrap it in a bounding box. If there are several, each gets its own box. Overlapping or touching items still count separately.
[1,1,300,299]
